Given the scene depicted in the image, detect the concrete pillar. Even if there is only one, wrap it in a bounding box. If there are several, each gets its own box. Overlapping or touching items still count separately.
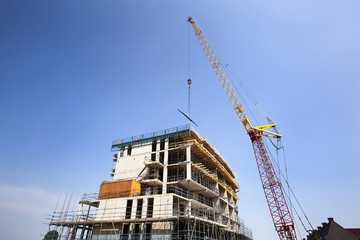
[162,139,169,193]
[156,139,160,155]
[132,199,137,219]
[124,147,128,157]
[143,196,148,219]
[186,145,191,180]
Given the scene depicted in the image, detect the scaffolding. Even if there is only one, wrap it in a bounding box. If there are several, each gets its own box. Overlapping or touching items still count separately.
[47,190,253,240]
[46,125,253,240]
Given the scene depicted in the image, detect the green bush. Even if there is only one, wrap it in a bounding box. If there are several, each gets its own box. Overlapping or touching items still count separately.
[43,230,59,240]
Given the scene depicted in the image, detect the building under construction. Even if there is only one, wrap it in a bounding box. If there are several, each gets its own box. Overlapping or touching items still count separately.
[47,124,253,240]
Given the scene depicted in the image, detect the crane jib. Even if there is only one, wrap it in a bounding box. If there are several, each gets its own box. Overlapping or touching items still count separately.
[188,16,297,240]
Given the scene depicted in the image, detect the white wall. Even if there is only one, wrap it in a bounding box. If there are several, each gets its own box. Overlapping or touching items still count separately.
[114,144,152,180]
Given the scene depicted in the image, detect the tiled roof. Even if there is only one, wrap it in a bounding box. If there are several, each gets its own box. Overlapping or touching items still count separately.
[306,218,357,240]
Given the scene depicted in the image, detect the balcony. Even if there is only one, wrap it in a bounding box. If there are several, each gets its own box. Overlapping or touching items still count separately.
[191,173,218,194]
[167,186,213,208]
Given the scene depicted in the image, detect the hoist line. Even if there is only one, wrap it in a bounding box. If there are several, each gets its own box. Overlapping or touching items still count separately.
[188,82,191,116]
[221,59,309,231]
[280,145,314,231]
[223,59,308,232]
[276,142,281,182]
[264,138,309,236]
[224,56,311,235]
[225,64,270,120]
[187,24,191,116]
[188,23,191,80]
[294,218,303,240]
[264,139,313,232]
[222,62,261,126]
[282,146,293,230]
[222,59,313,234]
[276,141,296,237]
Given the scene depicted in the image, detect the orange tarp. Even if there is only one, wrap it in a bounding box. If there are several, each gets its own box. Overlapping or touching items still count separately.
[98,180,141,199]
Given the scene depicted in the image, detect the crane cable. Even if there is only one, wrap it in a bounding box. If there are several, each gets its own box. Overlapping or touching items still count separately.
[187,23,191,116]
[220,57,314,235]
[221,62,261,127]
[224,64,270,121]
[266,144,309,234]
[265,141,314,233]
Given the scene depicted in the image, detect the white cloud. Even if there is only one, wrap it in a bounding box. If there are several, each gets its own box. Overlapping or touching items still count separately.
[0,184,81,240]
[0,184,59,216]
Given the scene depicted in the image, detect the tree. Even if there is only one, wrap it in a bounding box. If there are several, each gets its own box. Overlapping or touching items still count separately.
[314,234,321,240]
[43,230,59,240]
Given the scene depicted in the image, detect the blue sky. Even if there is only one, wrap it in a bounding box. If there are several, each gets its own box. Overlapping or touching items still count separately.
[0,1,359,239]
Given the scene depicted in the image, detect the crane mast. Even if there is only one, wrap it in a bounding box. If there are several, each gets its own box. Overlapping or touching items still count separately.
[188,16,297,240]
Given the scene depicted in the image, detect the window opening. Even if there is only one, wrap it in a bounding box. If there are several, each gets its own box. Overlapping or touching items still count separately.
[147,198,154,218]
[133,224,140,239]
[122,224,130,239]
[125,200,133,219]
[159,152,164,164]
[120,147,125,157]
[144,223,152,240]
[152,141,157,152]
[159,169,163,181]
[136,199,143,219]
[160,139,165,150]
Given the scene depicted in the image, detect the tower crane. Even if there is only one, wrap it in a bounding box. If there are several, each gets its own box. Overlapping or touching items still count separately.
[188,16,297,240]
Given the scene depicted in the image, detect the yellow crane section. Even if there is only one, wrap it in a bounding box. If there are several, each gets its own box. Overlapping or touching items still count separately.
[187,16,281,139]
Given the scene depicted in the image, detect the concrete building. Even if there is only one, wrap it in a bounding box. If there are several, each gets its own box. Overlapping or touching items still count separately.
[47,124,253,240]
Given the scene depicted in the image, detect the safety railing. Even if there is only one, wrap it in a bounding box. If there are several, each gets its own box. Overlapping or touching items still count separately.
[111,124,191,151]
